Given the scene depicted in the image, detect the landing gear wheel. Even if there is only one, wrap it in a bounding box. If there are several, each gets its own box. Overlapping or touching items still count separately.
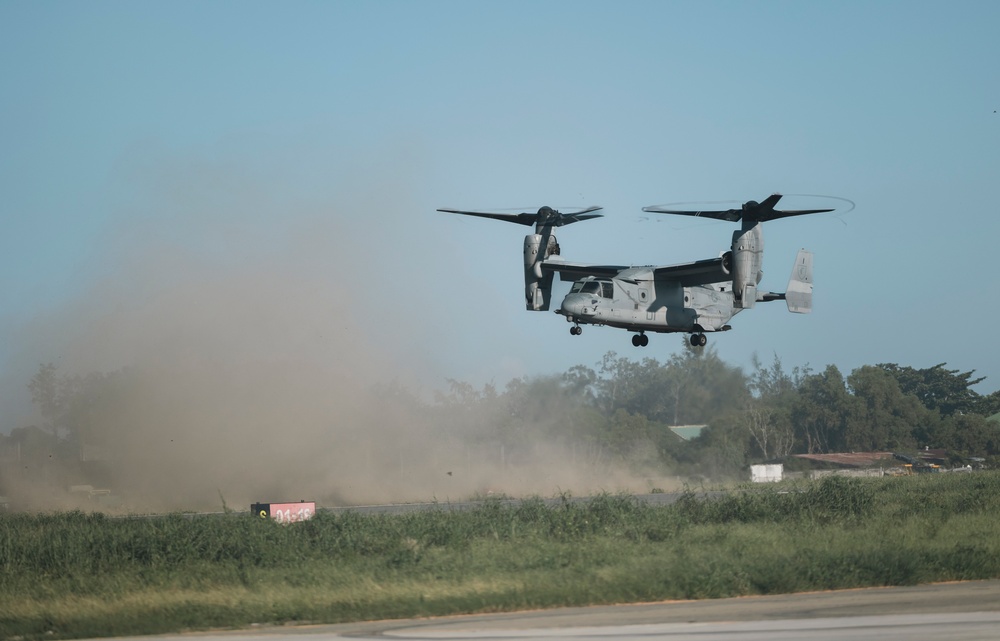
[570,326,582,336]
[631,333,649,347]
[641,334,649,347]
[690,333,707,347]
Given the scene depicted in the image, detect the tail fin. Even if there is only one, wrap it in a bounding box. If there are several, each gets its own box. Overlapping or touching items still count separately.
[785,249,813,313]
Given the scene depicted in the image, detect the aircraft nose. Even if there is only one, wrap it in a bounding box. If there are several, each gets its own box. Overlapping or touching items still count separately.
[560,297,582,317]
[560,293,597,317]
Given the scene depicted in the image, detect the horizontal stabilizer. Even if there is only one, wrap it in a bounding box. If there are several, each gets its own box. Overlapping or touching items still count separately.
[785,249,813,313]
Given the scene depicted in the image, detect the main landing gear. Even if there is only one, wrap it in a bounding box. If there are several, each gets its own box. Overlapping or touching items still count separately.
[689,333,708,347]
[570,325,582,336]
[631,333,649,347]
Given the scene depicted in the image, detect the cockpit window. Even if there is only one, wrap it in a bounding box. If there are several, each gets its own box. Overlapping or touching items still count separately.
[571,279,613,298]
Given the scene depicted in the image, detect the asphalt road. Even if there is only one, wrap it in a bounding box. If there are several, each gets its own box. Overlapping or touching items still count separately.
[83,580,1000,641]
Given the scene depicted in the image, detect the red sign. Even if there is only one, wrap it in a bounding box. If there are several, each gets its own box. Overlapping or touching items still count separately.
[258,502,315,523]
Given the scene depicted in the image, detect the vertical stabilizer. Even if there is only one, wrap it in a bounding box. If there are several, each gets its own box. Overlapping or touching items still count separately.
[785,249,813,313]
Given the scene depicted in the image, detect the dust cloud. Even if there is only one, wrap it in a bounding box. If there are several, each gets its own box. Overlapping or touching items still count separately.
[1,145,664,513]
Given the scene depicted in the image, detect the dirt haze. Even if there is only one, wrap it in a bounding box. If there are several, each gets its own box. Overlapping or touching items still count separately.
[1,145,663,512]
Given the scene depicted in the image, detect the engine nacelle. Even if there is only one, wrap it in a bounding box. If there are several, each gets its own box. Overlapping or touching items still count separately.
[731,225,764,309]
[720,250,733,275]
[523,233,559,310]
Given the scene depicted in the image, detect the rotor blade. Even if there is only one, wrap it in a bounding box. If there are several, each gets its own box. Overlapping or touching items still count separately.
[545,205,603,225]
[641,206,742,222]
[757,193,783,211]
[644,190,835,222]
[558,212,604,226]
[565,206,603,216]
[439,205,603,229]
[757,208,835,222]
[437,209,536,226]
[747,194,832,222]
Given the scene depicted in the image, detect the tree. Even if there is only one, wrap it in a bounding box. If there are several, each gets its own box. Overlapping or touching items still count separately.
[662,339,748,425]
[682,411,752,480]
[0,425,79,487]
[743,404,795,460]
[743,353,802,460]
[562,364,598,402]
[978,390,1000,418]
[591,341,748,427]
[877,363,990,416]
[28,363,61,432]
[748,352,806,400]
[948,414,1000,456]
[605,409,658,465]
[845,366,921,451]
[26,363,127,445]
[594,351,646,416]
[790,365,855,453]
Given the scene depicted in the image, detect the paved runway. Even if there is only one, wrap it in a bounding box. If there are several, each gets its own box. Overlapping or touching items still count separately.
[86,580,1000,641]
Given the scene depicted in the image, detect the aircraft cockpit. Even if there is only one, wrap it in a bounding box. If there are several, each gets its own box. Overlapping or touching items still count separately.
[570,278,614,299]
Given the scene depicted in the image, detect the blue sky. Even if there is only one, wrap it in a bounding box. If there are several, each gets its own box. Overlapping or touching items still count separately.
[2,1,999,427]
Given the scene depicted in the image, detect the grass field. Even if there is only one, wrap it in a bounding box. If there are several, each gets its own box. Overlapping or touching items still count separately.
[3,472,1000,640]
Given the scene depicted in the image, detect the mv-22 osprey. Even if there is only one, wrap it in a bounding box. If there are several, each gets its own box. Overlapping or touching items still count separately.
[438,194,830,347]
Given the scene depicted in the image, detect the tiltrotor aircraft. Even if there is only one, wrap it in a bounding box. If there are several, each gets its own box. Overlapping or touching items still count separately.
[438,194,829,347]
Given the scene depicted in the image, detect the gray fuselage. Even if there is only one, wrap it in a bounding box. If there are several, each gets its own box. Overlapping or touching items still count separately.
[557,268,740,334]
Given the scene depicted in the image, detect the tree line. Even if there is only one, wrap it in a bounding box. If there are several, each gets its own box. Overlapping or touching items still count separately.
[404,340,1000,479]
[3,339,1000,494]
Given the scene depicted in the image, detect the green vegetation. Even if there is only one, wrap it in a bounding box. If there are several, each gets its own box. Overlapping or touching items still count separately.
[6,344,1000,511]
[4,343,1000,638]
[4,472,1000,640]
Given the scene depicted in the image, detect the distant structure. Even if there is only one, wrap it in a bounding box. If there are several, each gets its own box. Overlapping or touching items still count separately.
[668,425,705,441]
[750,464,783,483]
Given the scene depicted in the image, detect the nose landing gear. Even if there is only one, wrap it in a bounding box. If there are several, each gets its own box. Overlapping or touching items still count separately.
[689,333,707,347]
[570,325,582,336]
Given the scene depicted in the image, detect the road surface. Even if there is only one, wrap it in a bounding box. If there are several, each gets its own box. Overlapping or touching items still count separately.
[81,580,1000,641]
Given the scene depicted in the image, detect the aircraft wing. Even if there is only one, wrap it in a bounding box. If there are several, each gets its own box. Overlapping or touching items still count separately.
[540,260,630,282]
[542,255,731,286]
[652,255,731,286]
